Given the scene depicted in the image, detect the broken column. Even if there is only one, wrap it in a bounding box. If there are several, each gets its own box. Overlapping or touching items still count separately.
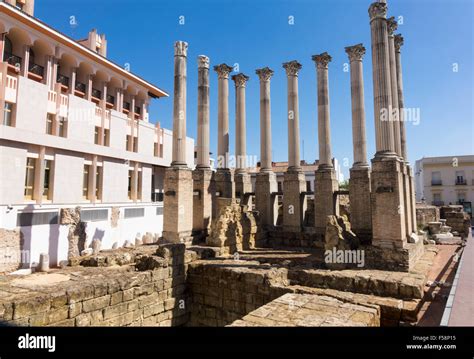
[368,2,407,249]
[193,55,214,238]
[345,44,372,241]
[282,60,307,232]
[232,73,252,206]
[163,41,193,244]
[312,52,339,235]
[255,67,278,228]
[395,34,417,237]
[213,63,235,202]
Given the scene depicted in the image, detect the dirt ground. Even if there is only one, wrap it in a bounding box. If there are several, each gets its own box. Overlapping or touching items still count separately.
[417,244,463,326]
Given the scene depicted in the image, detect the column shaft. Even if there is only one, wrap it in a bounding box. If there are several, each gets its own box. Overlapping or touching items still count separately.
[256,67,274,171]
[214,64,233,169]
[395,34,407,160]
[171,41,188,167]
[232,73,249,172]
[388,17,402,157]
[196,55,210,169]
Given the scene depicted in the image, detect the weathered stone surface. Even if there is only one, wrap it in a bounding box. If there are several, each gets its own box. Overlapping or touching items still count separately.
[0,228,22,274]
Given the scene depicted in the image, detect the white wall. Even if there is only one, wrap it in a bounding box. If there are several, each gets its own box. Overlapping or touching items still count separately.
[101,158,129,203]
[15,76,48,133]
[67,95,96,145]
[0,141,27,205]
[52,151,84,204]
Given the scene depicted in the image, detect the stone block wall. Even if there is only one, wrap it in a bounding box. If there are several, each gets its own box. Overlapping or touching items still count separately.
[0,244,191,326]
[415,205,439,231]
[0,228,23,274]
[441,206,471,238]
[187,262,290,326]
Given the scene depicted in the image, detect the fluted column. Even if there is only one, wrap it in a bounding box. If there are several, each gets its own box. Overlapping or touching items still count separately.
[369,2,395,156]
[394,34,407,160]
[282,60,302,172]
[345,44,369,167]
[171,41,188,167]
[256,67,274,172]
[312,52,333,168]
[214,63,233,169]
[387,17,402,157]
[196,55,211,169]
[232,73,249,173]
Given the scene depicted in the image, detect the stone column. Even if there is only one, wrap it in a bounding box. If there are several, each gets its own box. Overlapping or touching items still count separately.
[282,60,307,232]
[369,2,395,156]
[369,2,407,250]
[193,55,214,239]
[387,17,402,157]
[232,73,252,205]
[171,41,188,167]
[395,34,417,238]
[312,52,339,235]
[255,67,278,228]
[345,44,372,242]
[163,41,193,244]
[212,63,235,201]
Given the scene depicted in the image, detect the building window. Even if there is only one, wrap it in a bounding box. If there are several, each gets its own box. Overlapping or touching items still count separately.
[306,181,311,192]
[103,128,109,146]
[58,117,67,137]
[3,102,14,127]
[137,170,142,200]
[431,171,441,186]
[43,160,52,199]
[95,166,102,200]
[455,171,466,185]
[94,126,100,144]
[46,114,54,135]
[128,170,133,199]
[457,192,466,203]
[83,164,90,199]
[24,158,35,200]
[432,193,443,206]
[277,181,283,193]
[133,137,138,153]
[154,142,159,157]
[15,1,24,11]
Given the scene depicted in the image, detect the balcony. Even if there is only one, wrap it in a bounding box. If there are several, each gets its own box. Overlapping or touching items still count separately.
[75,81,86,97]
[431,180,442,186]
[28,62,44,80]
[455,179,467,185]
[432,200,445,206]
[106,94,115,108]
[56,73,70,88]
[91,88,102,103]
[123,101,130,114]
[3,51,22,69]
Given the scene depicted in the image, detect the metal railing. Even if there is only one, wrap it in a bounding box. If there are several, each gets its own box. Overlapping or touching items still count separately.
[106,94,115,105]
[56,73,70,87]
[75,81,86,93]
[455,179,467,185]
[3,51,22,67]
[432,200,445,206]
[91,88,102,99]
[28,62,44,77]
[431,180,442,186]
[123,101,131,111]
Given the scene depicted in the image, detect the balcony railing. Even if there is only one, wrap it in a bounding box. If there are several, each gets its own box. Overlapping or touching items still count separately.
[135,106,141,114]
[123,101,131,112]
[106,94,115,105]
[432,200,445,206]
[75,81,86,94]
[455,179,467,185]
[91,88,102,99]
[57,74,70,87]
[431,180,442,186]
[28,62,44,77]
[3,51,22,67]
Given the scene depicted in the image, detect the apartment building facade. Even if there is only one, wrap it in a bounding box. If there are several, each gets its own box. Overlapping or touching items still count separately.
[414,155,474,212]
[0,0,194,268]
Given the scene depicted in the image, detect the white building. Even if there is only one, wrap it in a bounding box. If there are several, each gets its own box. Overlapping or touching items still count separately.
[0,0,194,267]
[414,155,474,208]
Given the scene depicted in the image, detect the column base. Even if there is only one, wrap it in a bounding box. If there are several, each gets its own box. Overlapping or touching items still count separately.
[314,167,339,235]
[162,167,193,243]
[370,156,407,249]
[255,171,278,228]
[192,168,214,239]
[282,171,307,233]
[349,165,372,242]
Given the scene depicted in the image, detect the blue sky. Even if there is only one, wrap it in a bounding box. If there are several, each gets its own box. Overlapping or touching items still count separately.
[37,0,473,177]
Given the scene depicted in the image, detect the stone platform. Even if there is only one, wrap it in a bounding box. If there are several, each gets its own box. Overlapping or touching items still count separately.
[228,293,379,327]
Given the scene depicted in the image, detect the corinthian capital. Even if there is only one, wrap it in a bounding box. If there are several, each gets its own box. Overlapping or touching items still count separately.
[345,44,366,62]
[387,16,398,35]
[312,52,332,69]
[232,73,249,87]
[394,34,404,52]
[198,55,209,69]
[256,67,274,81]
[368,2,387,21]
[282,60,302,76]
[174,41,188,57]
[213,63,233,79]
